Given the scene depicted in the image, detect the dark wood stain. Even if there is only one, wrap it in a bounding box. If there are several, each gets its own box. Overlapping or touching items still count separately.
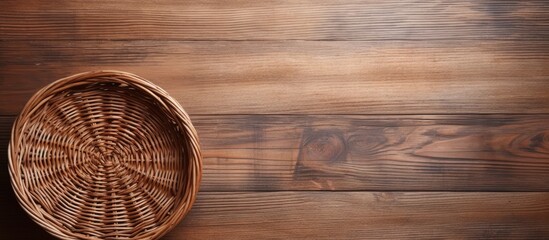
[298,129,347,164]
[164,192,549,239]
[295,129,347,189]
[2,40,549,115]
[1,0,549,239]
[1,0,549,41]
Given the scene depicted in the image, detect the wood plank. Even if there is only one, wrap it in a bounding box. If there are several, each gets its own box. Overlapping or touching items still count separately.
[1,0,549,41]
[2,115,549,191]
[2,192,548,239]
[2,40,549,115]
[170,192,549,239]
[194,115,549,191]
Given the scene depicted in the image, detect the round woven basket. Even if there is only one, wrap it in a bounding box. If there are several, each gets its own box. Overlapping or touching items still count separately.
[8,70,202,239]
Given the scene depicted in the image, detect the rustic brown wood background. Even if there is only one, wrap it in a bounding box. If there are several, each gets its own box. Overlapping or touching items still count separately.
[2,0,549,239]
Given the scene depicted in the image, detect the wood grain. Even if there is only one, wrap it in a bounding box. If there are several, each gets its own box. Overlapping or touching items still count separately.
[2,192,548,239]
[2,40,549,115]
[2,1,549,238]
[191,114,549,191]
[171,192,549,239]
[1,0,549,41]
[2,115,549,191]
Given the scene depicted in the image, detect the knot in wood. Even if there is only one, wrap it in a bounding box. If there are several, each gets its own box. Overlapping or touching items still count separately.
[300,130,346,164]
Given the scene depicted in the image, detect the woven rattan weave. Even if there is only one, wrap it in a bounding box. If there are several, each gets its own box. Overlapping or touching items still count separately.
[8,70,202,239]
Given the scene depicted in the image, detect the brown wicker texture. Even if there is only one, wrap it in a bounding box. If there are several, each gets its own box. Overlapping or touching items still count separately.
[8,70,202,239]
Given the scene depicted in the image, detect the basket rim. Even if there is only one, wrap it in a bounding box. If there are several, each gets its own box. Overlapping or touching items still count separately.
[8,70,202,240]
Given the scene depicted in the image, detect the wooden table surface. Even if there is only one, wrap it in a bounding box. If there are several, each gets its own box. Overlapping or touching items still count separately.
[1,1,549,239]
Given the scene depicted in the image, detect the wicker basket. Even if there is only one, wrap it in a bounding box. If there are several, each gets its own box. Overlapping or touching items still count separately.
[8,70,202,239]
